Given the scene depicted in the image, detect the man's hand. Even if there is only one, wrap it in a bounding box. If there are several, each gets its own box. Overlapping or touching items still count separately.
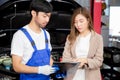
[38,65,56,75]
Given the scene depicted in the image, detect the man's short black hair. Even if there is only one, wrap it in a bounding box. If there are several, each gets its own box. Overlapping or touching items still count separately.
[30,0,53,13]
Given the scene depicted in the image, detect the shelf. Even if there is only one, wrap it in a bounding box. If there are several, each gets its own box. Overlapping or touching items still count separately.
[0,65,19,79]
[103,47,120,80]
[104,58,120,67]
[101,69,120,80]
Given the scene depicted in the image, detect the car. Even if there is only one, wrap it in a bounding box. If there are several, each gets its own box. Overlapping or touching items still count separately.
[0,0,81,48]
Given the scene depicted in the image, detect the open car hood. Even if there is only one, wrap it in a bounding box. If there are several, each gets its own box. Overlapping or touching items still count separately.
[0,0,81,47]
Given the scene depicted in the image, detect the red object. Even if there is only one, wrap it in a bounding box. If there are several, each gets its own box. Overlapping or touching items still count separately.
[59,57,62,62]
[93,0,102,34]
[101,74,104,80]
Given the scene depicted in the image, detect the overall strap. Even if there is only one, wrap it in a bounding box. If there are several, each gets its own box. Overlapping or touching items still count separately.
[43,29,49,49]
[20,28,37,50]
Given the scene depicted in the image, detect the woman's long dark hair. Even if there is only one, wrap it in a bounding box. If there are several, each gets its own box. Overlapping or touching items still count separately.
[68,7,94,45]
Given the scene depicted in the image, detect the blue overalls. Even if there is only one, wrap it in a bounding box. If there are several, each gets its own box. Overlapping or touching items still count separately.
[20,28,50,80]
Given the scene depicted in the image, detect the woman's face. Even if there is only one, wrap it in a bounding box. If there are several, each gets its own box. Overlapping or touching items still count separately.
[74,14,89,33]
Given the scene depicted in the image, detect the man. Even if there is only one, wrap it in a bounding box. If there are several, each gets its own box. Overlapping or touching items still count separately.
[11,0,55,80]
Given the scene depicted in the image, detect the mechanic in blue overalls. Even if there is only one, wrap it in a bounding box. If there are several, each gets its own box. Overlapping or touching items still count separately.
[11,0,56,80]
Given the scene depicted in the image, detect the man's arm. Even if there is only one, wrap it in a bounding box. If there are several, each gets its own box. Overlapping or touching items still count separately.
[12,54,38,73]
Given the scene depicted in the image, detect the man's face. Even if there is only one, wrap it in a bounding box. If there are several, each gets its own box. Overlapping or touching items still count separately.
[34,11,51,28]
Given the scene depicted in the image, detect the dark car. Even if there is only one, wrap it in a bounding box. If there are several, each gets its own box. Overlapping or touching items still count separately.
[0,0,81,55]
[0,0,81,61]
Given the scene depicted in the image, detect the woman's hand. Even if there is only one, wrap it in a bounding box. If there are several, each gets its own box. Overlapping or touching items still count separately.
[75,58,88,68]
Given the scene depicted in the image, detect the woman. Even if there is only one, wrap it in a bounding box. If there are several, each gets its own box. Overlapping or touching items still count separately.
[62,7,103,80]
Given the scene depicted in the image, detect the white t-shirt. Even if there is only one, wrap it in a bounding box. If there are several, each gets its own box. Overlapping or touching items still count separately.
[73,33,91,80]
[11,25,52,64]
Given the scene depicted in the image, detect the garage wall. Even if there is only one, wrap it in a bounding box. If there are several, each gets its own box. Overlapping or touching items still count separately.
[75,0,90,10]
[101,0,120,47]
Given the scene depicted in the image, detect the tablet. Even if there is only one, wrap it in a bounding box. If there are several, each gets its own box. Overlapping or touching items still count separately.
[53,62,80,72]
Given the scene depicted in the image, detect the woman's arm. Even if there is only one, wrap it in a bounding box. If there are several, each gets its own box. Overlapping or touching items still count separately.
[62,36,76,62]
[86,35,104,69]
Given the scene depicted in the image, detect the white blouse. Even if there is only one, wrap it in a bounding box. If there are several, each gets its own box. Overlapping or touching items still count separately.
[73,33,91,80]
